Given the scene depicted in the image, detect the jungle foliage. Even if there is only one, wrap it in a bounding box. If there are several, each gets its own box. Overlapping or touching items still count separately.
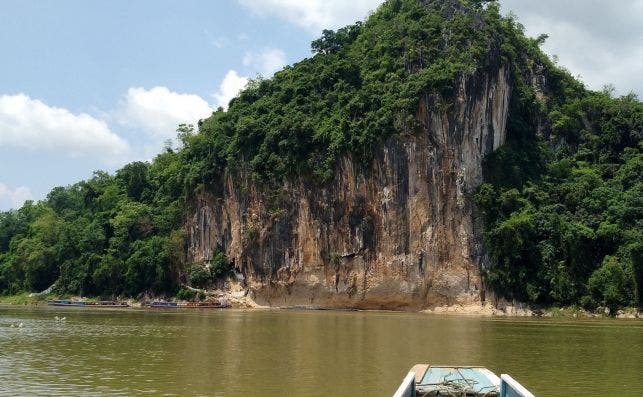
[0,157,187,297]
[0,0,640,309]
[477,90,642,311]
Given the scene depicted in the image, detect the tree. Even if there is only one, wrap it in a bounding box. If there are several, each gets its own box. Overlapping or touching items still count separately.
[109,201,154,254]
[587,256,636,312]
[92,253,123,296]
[124,236,174,295]
[311,22,362,54]
[116,162,150,202]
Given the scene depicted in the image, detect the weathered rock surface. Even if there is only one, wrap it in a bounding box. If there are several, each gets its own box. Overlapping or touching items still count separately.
[186,65,511,310]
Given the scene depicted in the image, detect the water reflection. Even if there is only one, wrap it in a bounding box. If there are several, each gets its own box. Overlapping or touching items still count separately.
[1,307,641,396]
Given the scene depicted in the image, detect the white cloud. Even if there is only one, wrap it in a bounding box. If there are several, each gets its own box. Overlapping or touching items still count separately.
[213,70,249,109]
[0,183,32,209]
[237,0,383,33]
[203,28,230,49]
[118,86,213,139]
[243,48,287,76]
[0,93,130,162]
[214,49,286,111]
[501,0,643,97]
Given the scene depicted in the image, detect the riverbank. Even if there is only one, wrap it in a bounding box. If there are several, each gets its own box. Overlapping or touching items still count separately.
[423,302,641,319]
[1,292,640,319]
[0,291,262,310]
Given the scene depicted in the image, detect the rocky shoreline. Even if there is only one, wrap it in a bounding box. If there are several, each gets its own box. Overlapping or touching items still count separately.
[3,291,640,319]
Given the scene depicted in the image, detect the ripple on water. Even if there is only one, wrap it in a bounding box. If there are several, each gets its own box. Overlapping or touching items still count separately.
[1,307,642,396]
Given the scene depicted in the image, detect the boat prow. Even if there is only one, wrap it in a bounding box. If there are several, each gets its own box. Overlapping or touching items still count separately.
[393,364,534,397]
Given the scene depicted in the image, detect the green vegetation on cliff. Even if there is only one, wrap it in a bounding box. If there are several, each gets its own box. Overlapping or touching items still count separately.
[0,0,640,310]
[0,159,186,297]
[182,0,518,185]
[477,90,642,311]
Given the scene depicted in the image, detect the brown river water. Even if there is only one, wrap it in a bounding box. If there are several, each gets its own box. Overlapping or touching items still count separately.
[0,306,641,396]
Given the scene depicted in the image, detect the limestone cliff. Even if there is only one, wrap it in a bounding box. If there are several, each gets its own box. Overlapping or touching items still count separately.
[186,63,511,309]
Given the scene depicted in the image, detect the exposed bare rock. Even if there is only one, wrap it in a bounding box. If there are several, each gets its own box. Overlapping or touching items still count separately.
[186,65,511,310]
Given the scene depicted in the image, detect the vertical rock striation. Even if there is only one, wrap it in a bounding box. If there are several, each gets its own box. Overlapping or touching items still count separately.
[186,65,511,309]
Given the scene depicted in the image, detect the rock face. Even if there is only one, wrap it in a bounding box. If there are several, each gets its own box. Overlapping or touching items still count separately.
[186,65,511,310]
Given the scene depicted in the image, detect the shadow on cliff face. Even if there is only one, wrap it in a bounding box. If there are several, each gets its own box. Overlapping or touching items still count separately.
[184,60,514,310]
[178,0,544,310]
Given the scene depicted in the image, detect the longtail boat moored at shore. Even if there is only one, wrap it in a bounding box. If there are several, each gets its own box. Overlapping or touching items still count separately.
[47,300,130,308]
[87,301,130,308]
[146,301,178,308]
[182,300,230,309]
[47,300,87,307]
[393,365,534,397]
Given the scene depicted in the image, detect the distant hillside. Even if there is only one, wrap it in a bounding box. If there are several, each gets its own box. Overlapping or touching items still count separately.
[0,0,640,312]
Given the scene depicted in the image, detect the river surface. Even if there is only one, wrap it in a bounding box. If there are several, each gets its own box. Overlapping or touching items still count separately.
[0,306,641,396]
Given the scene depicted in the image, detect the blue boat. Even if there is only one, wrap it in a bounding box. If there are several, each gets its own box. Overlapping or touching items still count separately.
[393,365,534,397]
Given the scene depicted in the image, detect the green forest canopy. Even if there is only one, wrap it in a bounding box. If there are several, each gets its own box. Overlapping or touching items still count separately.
[0,0,640,310]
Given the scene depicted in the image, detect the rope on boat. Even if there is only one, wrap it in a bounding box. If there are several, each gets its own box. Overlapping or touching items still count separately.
[417,374,499,397]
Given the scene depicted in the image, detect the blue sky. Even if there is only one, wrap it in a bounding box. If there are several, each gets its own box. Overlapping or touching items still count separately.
[1,0,642,210]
